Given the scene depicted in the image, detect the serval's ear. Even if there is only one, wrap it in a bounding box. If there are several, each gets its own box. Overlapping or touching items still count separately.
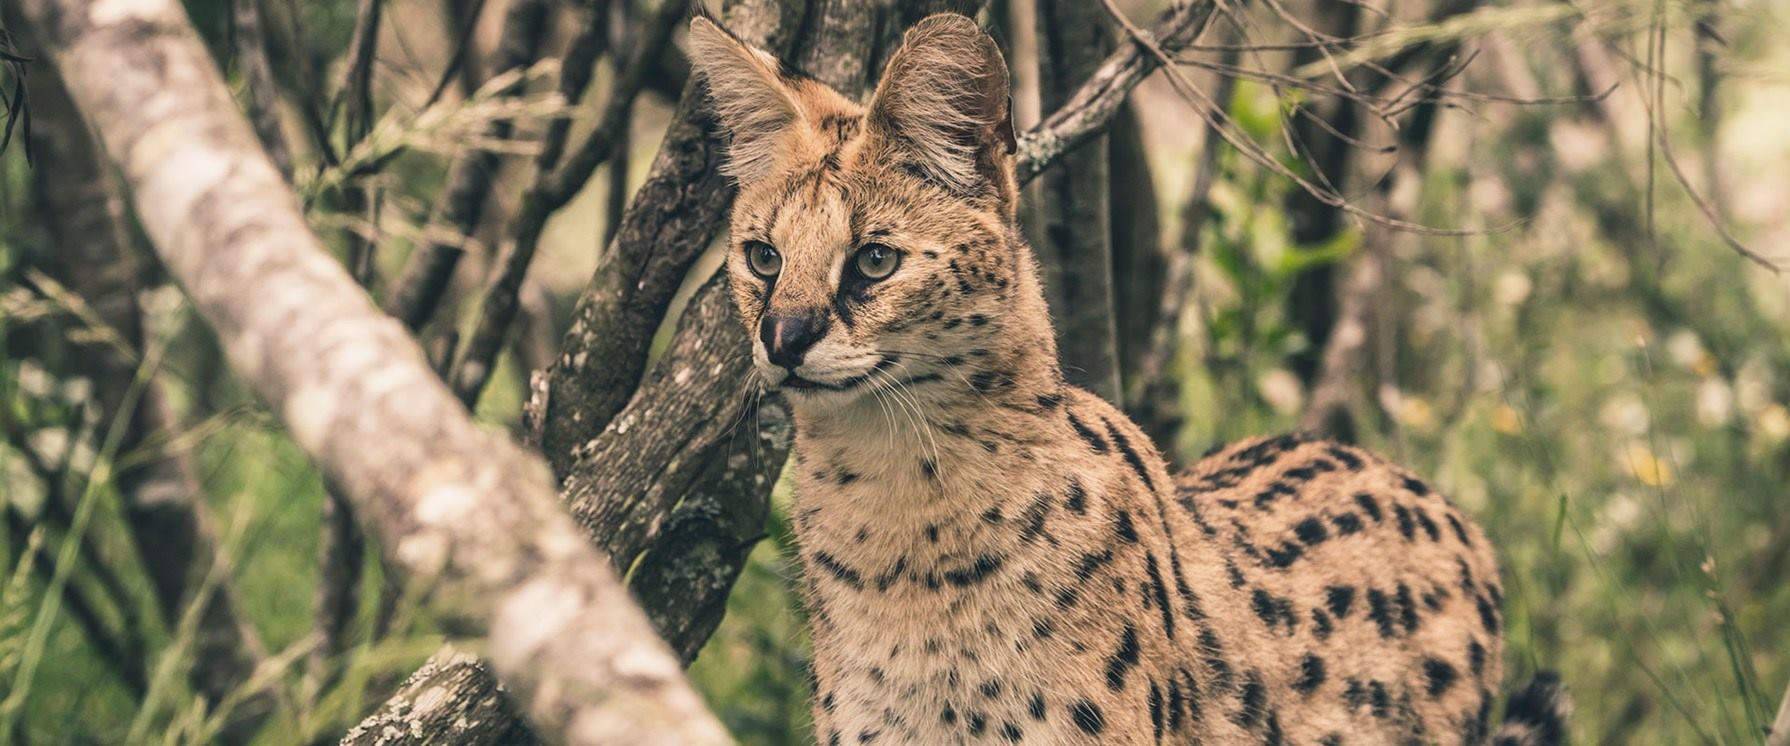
[688,15,803,182]
[867,14,1015,198]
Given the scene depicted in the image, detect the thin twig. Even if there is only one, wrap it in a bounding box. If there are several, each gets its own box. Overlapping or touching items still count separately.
[426,0,491,108]
[450,0,682,405]
[1014,0,1217,184]
[381,0,555,331]
[1098,0,1505,237]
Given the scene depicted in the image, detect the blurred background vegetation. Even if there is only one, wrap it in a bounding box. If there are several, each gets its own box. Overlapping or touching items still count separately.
[2,0,1788,743]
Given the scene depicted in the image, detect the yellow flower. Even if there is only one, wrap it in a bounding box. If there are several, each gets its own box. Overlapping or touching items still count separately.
[1489,404,1524,435]
[1398,397,1436,432]
[1691,352,1719,378]
[1625,445,1675,488]
[1757,405,1790,444]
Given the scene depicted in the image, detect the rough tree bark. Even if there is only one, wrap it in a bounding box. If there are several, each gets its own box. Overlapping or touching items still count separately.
[1109,100,1165,399]
[12,17,277,739]
[1033,0,1120,403]
[537,0,803,480]
[12,0,731,743]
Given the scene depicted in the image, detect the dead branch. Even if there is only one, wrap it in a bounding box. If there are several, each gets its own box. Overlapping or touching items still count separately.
[1015,0,1217,184]
[339,645,540,746]
[11,0,731,741]
[449,0,675,406]
[381,0,554,331]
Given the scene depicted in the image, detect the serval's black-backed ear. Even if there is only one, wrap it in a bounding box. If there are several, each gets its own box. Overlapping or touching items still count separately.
[688,15,802,182]
[867,14,1014,198]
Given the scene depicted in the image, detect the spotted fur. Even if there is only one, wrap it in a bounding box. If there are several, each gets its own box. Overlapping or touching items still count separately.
[691,13,1547,745]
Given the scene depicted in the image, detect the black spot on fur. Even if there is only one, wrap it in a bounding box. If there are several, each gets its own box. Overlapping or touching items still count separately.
[1394,504,1417,540]
[1106,625,1141,691]
[1251,588,1297,633]
[1265,541,1304,569]
[1064,480,1088,514]
[1148,679,1165,740]
[944,554,1003,587]
[1401,476,1432,496]
[1145,554,1175,640]
[1327,445,1364,470]
[1020,493,1053,542]
[1295,518,1329,545]
[1477,593,1500,633]
[1104,418,1157,491]
[1332,512,1364,535]
[1293,654,1327,694]
[1415,508,1442,541]
[1367,587,1397,637]
[1311,608,1334,640]
[1423,657,1459,697]
[1447,513,1473,545]
[1325,585,1356,618]
[1028,692,1045,720]
[1069,699,1105,734]
[1067,412,1109,454]
[1075,548,1115,582]
[1353,493,1383,522]
[813,552,863,590]
[1234,672,1267,728]
[1115,510,1139,542]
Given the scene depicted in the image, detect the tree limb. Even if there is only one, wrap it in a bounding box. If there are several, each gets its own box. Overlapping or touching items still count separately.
[381,0,554,331]
[1033,0,1121,402]
[1014,0,1217,185]
[13,1,730,741]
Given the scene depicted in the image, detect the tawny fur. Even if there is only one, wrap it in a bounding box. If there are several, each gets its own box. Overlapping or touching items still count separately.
[692,14,1517,745]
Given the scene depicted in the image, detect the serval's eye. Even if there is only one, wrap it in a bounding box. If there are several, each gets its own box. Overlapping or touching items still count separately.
[745,241,782,278]
[853,243,901,281]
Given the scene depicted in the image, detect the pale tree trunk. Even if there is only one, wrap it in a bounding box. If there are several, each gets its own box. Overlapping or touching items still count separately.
[11,14,277,740]
[10,0,730,742]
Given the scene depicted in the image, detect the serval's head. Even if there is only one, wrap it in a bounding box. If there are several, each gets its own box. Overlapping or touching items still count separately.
[691,13,1056,415]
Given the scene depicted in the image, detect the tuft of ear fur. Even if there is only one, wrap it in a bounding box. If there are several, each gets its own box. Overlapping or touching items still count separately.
[867,14,1014,196]
[688,16,801,182]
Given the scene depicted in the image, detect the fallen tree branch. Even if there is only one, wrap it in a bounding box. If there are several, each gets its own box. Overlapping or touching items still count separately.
[12,0,730,741]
